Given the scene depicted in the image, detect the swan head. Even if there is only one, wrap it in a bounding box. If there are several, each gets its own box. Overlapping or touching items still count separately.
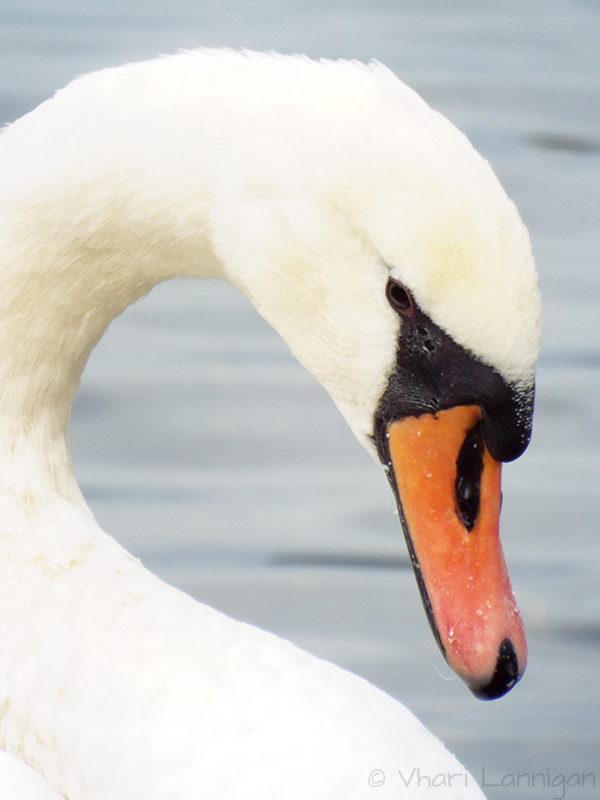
[212,53,540,699]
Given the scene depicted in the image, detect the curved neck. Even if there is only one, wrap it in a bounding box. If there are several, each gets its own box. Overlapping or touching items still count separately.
[0,190,224,502]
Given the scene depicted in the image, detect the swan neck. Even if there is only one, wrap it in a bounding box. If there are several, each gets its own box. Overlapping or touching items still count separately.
[0,199,223,499]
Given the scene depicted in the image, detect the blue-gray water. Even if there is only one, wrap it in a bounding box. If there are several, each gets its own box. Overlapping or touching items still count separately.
[2,2,599,798]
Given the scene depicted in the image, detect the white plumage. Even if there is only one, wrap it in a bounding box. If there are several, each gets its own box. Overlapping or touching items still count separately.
[0,49,540,798]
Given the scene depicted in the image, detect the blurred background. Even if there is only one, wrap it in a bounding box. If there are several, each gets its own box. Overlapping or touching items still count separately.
[1,1,599,797]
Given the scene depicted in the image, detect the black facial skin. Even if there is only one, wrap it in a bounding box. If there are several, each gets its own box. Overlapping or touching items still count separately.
[374,281,535,465]
[372,279,535,700]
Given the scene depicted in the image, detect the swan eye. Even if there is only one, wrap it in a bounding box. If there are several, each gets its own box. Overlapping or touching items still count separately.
[386,279,414,316]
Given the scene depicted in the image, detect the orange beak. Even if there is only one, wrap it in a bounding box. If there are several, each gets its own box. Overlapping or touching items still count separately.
[387,405,526,698]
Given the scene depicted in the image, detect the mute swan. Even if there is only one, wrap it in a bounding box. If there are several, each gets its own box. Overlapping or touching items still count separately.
[0,49,540,799]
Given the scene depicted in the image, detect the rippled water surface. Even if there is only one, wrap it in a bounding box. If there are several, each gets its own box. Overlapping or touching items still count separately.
[1,2,599,797]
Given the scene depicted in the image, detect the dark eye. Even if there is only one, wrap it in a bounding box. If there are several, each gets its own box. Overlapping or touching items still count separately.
[386,279,414,316]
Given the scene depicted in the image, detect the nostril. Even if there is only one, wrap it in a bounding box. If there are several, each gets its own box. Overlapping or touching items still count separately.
[455,421,485,531]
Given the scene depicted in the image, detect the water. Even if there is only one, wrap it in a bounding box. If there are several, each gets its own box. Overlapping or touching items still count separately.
[1,2,599,797]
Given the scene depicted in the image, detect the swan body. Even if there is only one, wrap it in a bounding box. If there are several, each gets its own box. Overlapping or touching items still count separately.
[0,49,540,798]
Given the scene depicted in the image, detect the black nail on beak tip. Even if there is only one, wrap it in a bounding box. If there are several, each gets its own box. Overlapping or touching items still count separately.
[470,639,521,700]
